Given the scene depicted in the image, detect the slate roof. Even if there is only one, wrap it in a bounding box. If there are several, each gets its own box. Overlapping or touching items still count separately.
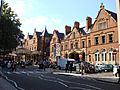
[105,9,117,21]
[56,32,64,40]
[36,32,42,36]
[41,27,49,36]
[28,35,33,39]
[78,27,86,35]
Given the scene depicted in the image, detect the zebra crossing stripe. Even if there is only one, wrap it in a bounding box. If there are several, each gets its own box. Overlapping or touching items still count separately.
[6,70,48,75]
[21,71,27,74]
[28,71,34,73]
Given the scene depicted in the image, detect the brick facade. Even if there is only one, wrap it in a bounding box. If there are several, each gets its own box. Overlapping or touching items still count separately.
[50,4,119,65]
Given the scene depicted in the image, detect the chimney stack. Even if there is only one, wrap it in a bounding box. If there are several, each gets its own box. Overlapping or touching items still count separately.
[74,21,80,29]
[86,16,92,31]
[65,25,71,35]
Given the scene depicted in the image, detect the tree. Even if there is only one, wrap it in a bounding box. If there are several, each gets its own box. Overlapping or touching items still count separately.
[0,0,24,54]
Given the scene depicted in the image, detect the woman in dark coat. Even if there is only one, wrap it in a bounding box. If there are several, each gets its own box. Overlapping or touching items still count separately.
[117,66,120,84]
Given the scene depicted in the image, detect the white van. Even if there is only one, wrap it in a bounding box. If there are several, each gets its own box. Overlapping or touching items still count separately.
[57,58,75,69]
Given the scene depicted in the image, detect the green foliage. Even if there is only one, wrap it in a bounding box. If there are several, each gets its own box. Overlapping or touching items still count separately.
[0,0,24,54]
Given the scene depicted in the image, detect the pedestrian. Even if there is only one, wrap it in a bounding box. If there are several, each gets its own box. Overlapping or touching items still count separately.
[69,62,73,73]
[43,60,46,71]
[7,61,11,69]
[11,61,17,72]
[81,62,84,75]
[117,66,120,84]
[65,63,69,72]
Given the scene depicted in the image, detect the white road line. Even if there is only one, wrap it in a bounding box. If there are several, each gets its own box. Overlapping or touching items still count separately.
[27,72,102,90]
[4,75,25,90]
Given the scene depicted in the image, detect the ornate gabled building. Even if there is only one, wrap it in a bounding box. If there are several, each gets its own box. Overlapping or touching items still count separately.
[50,3,119,65]
[86,3,118,65]
[23,27,52,63]
[50,30,64,61]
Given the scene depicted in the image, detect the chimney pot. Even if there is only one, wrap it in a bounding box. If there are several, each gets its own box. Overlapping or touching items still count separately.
[65,25,71,35]
[86,16,92,31]
[74,21,80,29]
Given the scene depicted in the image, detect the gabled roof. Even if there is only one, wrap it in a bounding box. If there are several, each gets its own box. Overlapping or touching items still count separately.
[56,31,64,40]
[78,27,86,35]
[92,4,117,29]
[41,27,49,36]
[105,9,117,21]
[36,32,42,36]
[28,35,33,39]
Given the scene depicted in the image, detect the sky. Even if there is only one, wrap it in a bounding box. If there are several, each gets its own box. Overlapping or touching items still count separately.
[4,0,116,37]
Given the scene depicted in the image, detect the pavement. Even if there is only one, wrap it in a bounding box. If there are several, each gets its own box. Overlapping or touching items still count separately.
[0,70,17,90]
[52,69,119,84]
[0,68,119,90]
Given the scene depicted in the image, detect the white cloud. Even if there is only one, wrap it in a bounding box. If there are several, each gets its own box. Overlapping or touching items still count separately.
[51,18,61,24]
[23,16,48,26]
[5,0,64,36]
[21,16,64,36]
[5,0,25,17]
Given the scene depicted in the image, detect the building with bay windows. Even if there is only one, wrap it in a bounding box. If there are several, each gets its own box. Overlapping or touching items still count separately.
[50,3,119,65]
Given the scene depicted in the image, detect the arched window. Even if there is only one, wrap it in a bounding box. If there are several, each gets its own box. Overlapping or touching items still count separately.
[94,50,100,62]
[108,48,114,61]
[102,49,106,62]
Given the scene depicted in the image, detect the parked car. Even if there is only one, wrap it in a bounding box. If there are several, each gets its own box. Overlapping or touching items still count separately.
[101,64,113,72]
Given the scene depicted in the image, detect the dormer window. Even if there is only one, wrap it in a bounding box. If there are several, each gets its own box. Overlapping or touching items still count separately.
[98,21,107,30]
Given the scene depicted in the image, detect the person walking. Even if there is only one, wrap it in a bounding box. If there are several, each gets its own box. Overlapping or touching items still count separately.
[69,62,73,73]
[117,66,120,84]
[65,63,69,72]
[43,60,46,71]
[81,62,84,75]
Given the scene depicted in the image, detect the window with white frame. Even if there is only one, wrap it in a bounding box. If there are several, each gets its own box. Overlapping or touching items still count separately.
[109,50,114,61]
[94,50,100,61]
[98,21,107,30]
[102,49,106,62]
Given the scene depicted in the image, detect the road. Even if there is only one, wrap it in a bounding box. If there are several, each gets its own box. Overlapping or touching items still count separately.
[2,66,120,90]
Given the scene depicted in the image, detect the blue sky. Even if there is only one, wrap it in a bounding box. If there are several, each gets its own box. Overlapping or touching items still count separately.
[5,0,116,37]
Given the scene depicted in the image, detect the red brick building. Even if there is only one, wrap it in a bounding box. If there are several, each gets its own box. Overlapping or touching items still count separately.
[23,28,52,63]
[50,4,119,65]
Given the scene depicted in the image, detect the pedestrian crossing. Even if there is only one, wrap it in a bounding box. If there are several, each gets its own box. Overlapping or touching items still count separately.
[4,70,48,75]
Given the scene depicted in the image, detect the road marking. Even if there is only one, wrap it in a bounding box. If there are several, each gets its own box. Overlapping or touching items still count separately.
[4,75,25,90]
